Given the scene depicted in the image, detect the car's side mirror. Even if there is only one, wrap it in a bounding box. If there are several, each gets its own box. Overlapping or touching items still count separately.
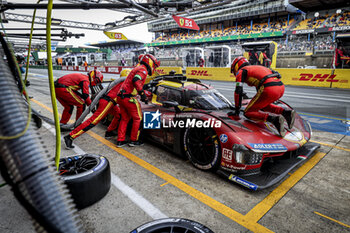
[162,101,180,113]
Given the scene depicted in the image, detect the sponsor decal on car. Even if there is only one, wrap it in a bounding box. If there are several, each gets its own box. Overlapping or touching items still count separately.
[228,175,258,190]
[222,148,233,162]
[222,164,247,170]
[248,143,287,152]
[219,134,228,143]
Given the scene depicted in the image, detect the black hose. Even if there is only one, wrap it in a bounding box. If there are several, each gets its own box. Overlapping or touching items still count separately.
[0,40,80,232]
[30,78,126,130]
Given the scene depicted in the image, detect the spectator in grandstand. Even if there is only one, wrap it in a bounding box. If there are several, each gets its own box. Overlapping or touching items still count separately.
[230,56,295,137]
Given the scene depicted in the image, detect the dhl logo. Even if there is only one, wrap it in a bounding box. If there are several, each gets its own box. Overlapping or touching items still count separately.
[189,70,212,76]
[155,69,166,74]
[292,73,348,83]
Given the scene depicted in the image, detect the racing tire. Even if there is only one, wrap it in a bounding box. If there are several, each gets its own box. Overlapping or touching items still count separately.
[130,218,214,233]
[59,154,111,210]
[184,126,221,171]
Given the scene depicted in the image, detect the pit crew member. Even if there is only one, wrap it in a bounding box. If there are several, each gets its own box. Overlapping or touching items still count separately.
[55,70,103,124]
[231,56,295,137]
[116,54,160,147]
[63,69,131,149]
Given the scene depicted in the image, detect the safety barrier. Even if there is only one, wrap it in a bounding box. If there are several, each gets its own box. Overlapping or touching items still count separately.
[153,66,183,77]
[185,67,234,81]
[32,65,350,89]
[184,67,350,89]
[61,65,134,74]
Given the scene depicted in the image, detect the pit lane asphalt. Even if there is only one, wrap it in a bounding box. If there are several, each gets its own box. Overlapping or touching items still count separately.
[0,69,349,233]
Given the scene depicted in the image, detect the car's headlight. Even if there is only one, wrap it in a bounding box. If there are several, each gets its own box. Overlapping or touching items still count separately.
[233,144,263,165]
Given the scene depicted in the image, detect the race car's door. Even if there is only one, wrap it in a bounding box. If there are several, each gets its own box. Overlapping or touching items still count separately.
[147,85,182,146]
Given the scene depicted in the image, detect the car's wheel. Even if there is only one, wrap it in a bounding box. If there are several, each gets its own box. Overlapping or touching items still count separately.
[59,154,111,209]
[184,126,221,171]
[130,218,214,233]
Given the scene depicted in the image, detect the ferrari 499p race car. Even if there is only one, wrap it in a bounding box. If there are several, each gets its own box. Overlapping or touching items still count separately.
[137,74,319,190]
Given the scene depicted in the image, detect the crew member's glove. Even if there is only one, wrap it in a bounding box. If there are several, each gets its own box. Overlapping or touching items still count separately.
[143,83,152,90]
[139,91,148,104]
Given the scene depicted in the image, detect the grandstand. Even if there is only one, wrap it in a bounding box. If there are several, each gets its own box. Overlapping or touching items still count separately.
[90,39,145,66]
[146,0,350,69]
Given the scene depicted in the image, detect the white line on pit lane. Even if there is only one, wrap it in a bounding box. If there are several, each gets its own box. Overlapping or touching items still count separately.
[216,87,350,103]
[42,122,167,219]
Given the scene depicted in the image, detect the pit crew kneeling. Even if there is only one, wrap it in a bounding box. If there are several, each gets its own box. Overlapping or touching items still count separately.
[230,56,295,137]
[63,69,131,149]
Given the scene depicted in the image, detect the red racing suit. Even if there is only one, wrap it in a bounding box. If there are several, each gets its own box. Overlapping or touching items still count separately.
[55,73,92,124]
[69,82,123,139]
[235,65,285,122]
[117,65,148,142]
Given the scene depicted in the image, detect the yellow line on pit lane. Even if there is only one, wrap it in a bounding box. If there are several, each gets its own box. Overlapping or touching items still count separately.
[314,211,350,228]
[244,152,326,223]
[310,140,350,152]
[32,99,273,233]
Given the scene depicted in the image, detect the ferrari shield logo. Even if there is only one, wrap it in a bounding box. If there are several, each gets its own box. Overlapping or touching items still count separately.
[179,18,184,26]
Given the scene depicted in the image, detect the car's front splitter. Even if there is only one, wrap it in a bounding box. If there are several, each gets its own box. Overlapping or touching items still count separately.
[217,142,320,190]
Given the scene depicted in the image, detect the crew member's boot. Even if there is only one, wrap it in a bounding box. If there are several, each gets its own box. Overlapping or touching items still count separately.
[282,109,296,129]
[267,115,286,137]
[64,135,75,149]
[105,130,118,139]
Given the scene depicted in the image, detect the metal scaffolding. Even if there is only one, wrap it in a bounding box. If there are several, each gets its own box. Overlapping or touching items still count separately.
[4,13,106,30]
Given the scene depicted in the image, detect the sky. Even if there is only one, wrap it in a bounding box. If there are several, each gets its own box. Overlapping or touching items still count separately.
[4,0,155,47]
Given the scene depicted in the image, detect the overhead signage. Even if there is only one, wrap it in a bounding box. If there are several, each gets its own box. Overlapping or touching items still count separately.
[103,31,128,40]
[172,15,199,31]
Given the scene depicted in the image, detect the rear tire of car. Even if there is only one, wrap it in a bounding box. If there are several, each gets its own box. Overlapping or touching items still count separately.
[184,126,221,171]
[59,154,111,210]
[130,218,214,233]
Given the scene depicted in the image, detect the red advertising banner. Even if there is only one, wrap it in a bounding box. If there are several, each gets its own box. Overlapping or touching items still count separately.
[172,15,199,31]
[61,66,134,74]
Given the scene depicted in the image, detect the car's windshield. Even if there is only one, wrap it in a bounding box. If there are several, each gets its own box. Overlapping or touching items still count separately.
[187,89,233,110]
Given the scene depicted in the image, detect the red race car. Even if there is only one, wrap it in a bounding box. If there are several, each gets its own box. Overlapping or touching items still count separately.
[138,74,319,190]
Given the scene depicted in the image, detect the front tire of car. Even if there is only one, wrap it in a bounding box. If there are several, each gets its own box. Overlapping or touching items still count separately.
[184,126,221,171]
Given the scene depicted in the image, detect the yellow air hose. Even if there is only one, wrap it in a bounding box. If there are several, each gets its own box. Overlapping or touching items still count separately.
[46,0,61,170]
[24,0,41,85]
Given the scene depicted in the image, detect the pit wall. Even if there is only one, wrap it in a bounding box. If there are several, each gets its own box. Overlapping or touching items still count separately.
[185,67,350,89]
[31,65,350,89]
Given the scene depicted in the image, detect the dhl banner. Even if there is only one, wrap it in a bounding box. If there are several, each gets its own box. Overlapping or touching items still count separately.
[154,66,182,77]
[145,66,183,84]
[185,67,234,81]
[61,65,350,89]
[332,69,350,89]
[275,68,350,88]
